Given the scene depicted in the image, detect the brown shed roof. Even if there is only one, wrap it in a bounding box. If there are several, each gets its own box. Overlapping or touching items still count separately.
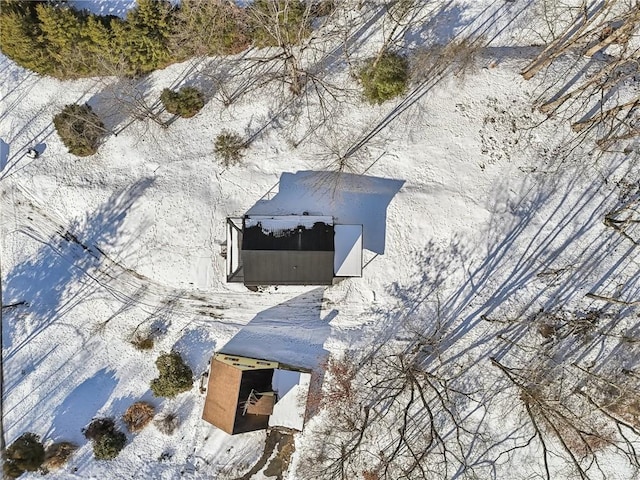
[202,358,243,434]
[202,354,276,434]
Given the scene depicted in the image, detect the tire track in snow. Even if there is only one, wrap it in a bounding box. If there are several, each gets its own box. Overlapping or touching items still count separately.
[6,181,351,329]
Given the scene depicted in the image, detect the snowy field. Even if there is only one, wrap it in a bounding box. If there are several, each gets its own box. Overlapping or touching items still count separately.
[2,0,639,479]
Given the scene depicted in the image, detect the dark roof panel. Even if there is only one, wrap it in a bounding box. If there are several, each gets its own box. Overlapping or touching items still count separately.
[243,250,334,285]
[243,218,334,251]
[233,369,274,434]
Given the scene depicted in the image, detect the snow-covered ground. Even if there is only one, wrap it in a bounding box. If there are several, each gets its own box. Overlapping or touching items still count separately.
[1,0,639,479]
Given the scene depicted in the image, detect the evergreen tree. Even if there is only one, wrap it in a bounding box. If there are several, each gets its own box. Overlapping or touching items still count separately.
[150,352,193,397]
[0,2,51,74]
[4,433,45,478]
[36,4,88,77]
[114,0,173,75]
[79,15,120,74]
[359,52,409,104]
[160,86,205,118]
[53,104,106,156]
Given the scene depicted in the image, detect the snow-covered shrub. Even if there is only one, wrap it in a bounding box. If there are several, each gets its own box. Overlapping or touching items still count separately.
[154,412,179,435]
[359,52,409,104]
[92,430,127,460]
[4,433,45,478]
[214,131,247,167]
[53,104,106,157]
[43,442,77,471]
[150,352,193,397]
[123,401,155,433]
[160,87,205,118]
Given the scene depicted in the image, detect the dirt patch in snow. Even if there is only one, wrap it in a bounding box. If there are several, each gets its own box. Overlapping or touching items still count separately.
[235,429,295,480]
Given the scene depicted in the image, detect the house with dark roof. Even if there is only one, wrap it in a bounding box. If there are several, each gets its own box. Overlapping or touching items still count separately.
[202,353,312,435]
[226,215,363,286]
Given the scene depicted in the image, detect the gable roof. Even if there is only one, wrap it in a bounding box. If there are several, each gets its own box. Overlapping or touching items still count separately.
[202,354,276,434]
[203,353,313,434]
[241,215,335,285]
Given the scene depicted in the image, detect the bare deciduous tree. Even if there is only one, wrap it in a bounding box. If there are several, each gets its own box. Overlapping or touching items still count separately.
[523,0,640,148]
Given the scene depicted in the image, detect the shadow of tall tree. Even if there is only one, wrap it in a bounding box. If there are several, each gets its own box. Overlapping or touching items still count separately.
[298,151,640,479]
[2,178,154,357]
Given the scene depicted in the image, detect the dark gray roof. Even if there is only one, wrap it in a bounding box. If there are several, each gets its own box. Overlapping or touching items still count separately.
[242,250,334,286]
[242,219,334,251]
[240,216,335,285]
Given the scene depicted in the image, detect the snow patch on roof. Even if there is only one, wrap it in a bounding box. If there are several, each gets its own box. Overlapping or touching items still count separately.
[245,215,334,237]
[269,370,311,431]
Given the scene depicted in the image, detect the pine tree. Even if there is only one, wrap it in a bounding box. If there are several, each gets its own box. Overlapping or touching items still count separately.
[81,15,120,74]
[0,2,51,74]
[114,0,173,75]
[36,4,88,77]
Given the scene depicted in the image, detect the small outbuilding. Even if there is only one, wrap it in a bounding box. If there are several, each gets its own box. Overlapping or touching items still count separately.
[226,215,363,286]
[202,353,311,435]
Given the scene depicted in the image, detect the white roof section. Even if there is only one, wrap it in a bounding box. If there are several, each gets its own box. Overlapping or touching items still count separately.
[334,224,363,277]
[268,369,311,431]
[226,219,241,280]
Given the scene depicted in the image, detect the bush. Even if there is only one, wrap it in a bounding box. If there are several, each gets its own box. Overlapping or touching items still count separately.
[53,104,106,156]
[83,417,116,442]
[214,131,247,167]
[4,432,45,478]
[92,429,127,460]
[150,352,193,397]
[3,461,25,480]
[153,411,179,435]
[43,442,78,471]
[130,330,154,350]
[160,86,205,118]
[359,52,409,104]
[123,401,155,433]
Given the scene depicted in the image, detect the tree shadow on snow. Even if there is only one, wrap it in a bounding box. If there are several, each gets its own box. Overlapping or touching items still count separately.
[2,177,154,358]
[173,326,218,377]
[308,156,634,473]
[47,368,118,444]
[378,160,628,363]
[2,178,154,443]
[354,155,639,475]
[0,137,9,172]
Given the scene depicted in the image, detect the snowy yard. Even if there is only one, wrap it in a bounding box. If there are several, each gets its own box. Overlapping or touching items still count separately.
[1,0,639,479]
